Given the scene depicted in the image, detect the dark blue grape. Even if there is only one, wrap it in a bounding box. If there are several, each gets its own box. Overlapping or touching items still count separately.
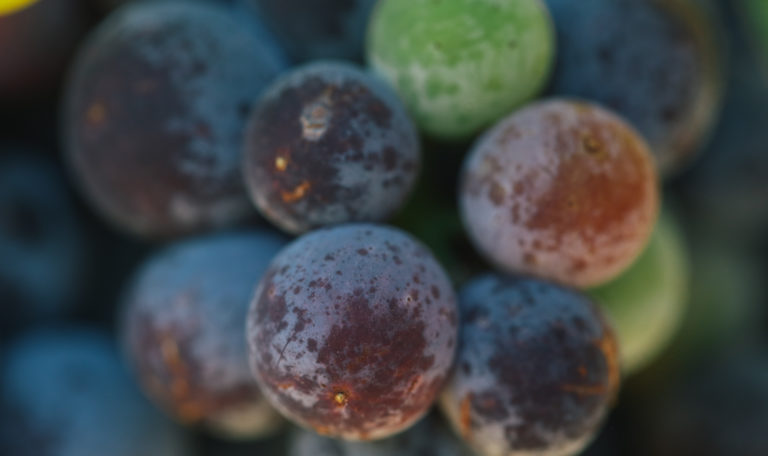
[242,0,376,63]
[121,230,288,438]
[0,327,190,456]
[441,274,620,456]
[247,224,458,440]
[243,61,420,235]
[63,1,287,238]
[0,153,85,339]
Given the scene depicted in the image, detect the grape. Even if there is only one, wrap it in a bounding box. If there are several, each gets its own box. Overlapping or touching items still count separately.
[0,327,190,456]
[366,0,554,141]
[588,211,689,375]
[243,61,420,235]
[121,230,287,438]
[0,0,85,99]
[459,99,659,288]
[441,274,620,456]
[0,153,85,339]
[243,0,376,63]
[288,414,473,456]
[247,224,458,440]
[63,1,286,238]
[545,0,722,177]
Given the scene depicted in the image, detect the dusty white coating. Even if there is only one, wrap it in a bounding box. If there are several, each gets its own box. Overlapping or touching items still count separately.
[460,100,658,287]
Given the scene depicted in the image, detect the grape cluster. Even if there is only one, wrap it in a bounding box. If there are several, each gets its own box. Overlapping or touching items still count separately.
[3,0,767,455]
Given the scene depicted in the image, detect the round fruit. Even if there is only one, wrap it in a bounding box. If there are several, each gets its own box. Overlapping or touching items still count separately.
[243,61,420,234]
[459,99,659,288]
[367,0,554,140]
[441,274,619,456]
[247,224,458,440]
[122,230,287,438]
[63,1,286,238]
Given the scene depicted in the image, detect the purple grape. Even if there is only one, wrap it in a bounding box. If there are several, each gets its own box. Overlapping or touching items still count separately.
[243,61,420,234]
[441,274,620,456]
[247,224,458,440]
[121,230,287,438]
[63,1,286,238]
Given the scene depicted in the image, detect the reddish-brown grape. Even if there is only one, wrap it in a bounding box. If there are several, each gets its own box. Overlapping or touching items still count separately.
[460,99,659,288]
[247,224,458,440]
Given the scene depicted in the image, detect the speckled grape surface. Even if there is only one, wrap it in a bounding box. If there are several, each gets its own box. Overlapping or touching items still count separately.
[460,99,659,288]
[546,0,722,176]
[288,414,473,456]
[367,0,554,140]
[121,230,287,438]
[588,211,689,375]
[63,1,286,238]
[441,275,620,456]
[244,0,376,62]
[247,224,458,440]
[0,328,190,456]
[243,62,420,235]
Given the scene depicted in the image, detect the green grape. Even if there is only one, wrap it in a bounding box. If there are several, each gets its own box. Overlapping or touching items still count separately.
[367,0,554,141]
[589,211,689,375]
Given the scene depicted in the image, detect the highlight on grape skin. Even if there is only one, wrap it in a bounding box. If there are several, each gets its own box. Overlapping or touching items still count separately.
[459,99,659,288]
[247,224,458,440]
[441,274,620,456]
[243,61,420,235]
[121,230,287,439]
[62,1,286,238]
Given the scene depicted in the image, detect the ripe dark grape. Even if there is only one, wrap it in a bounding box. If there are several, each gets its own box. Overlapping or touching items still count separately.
[243,0,376,63]
[545,0,722,176]
[289,414,473,456]
[247,224,458,440]
[459,99,658,288]
[63,1,286,238]
[121,230,287,438]
[0,0,85,99]
[243,61,420,235]
[0,327,190,456]
[441,274,620,456]
[0,153,85,338]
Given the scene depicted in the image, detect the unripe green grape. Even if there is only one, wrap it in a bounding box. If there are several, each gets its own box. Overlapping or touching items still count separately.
[589,212,689,375]
[367,0,554,141]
